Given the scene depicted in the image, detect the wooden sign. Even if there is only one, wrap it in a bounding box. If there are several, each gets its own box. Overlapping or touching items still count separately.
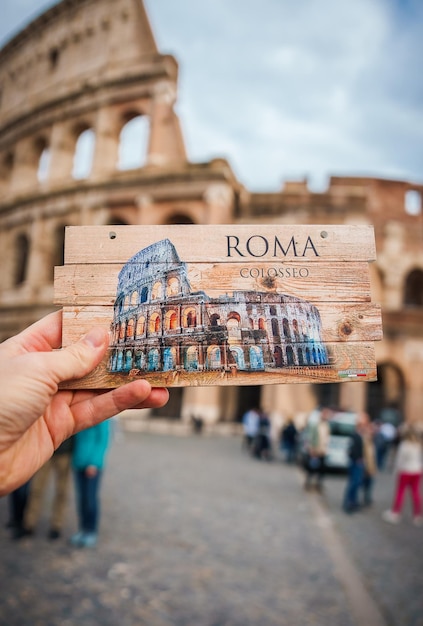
[54,225,382,389]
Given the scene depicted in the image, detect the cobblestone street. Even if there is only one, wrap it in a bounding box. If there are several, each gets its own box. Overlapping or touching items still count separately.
[0,432,422,626]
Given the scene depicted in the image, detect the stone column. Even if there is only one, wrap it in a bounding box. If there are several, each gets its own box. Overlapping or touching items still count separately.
[9,138,38,193]
[339,381,367,414]
[48,122,75,182]
[90,107,120,179]
[203,183,234,224]
[147,81,186,166]
[26,214,51,293]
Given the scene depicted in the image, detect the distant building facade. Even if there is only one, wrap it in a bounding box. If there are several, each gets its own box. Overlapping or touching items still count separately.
[0,0,422,424]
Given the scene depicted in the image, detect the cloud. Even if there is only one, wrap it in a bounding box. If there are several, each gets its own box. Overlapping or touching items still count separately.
[1,0,422,188]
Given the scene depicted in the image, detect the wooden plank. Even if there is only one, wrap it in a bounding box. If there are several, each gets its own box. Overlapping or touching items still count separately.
[54,261,372,305]
[56,224,381,389]
[63,224,377,264]
[58,341,377,390]
[61,304,382,344]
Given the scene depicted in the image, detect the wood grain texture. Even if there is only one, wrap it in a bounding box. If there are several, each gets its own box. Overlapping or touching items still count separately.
[61,304,382,344]
[54,261,372,305]
[63,224,377,264]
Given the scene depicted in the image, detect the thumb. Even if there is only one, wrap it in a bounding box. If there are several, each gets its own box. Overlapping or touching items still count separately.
[45,327,109,384]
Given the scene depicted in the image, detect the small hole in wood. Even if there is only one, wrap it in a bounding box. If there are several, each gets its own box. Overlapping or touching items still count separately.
[320,231,328,238]
[109,231,117,240]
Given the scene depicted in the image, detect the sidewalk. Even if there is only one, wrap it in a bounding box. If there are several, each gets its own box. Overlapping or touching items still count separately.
[0,433,421,626]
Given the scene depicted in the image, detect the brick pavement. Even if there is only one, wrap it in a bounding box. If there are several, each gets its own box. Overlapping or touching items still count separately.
[0,432,421,626]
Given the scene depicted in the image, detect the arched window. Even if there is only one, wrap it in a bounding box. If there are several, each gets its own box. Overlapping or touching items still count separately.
[404,269,423,306]
[117,115,149,170]
[124,350,133,371]
[148,349,160,371]
[149,312,161,334]
[274,346,283,368]
[298,348,305,365]
[135,350,145,370]
[207,346,222,369]
[249,317,254,329]
[183,307,197,327]
[152,281,163,300]
[131,291,138,306]
[230,347,246,370]
[163,347,177,371]
[72,128,95,179]
[292,319,300,339]
[119,323,125,342]
[269,305,277,315]
[184,346,199,371]
[210,313,220,327]
[126,319,135,339]
[271,318,279,337]
[136,316,145,336]
[167,277,180,296]
[283,318,291,339]
[124,294,130,309]
[249,346,264,370]
[14,233,30,286]
[165,309,178,330]
[286,345,295,366]
[140,286,148,303]
[258,318,266,331]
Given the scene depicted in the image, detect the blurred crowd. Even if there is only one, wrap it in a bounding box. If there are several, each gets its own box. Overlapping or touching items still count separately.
[242,404,423,526]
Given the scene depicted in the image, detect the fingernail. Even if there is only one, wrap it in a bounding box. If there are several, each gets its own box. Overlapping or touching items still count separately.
[82,328,107,348]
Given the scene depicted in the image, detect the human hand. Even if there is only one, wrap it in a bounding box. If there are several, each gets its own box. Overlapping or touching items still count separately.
[0,311,169,495]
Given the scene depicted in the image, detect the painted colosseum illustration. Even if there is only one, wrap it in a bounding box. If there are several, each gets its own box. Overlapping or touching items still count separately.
[108,239,329,375]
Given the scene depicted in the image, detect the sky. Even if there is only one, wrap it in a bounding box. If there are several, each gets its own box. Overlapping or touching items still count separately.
[1,0,422,191]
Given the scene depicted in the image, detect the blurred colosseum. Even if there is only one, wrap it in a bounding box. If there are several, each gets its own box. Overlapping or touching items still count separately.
[0,0,422,425]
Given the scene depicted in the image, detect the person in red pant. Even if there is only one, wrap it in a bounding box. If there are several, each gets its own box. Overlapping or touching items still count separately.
[382,425,423,526]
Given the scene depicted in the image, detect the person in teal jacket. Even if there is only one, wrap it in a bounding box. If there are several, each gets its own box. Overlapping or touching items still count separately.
[70,421,110,548]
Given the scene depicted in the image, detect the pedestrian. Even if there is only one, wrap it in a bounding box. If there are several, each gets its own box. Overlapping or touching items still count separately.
[303,407,332,491]
[280,418,298,463]
[0,310,169,497]
[21,437,74,540]
[241,407,260,452]
[252,409,272,460]
[70,421,111,548]
[361,421,377,507]
[343,412,369,513]
[382,425,423,526]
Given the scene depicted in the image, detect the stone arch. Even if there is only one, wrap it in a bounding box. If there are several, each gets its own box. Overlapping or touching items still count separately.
[135,349,145,370]
[149,312,161,334]
[282,318,291,339]
[184,346,199,371]
[183,307,197,327]
[230,346,246,370]
[258,318,266,330]
[124,349,133,371]
[165,309,178,330]
[367,362,405,420]
[210,313,220,326]
[286,345,295,366]
[14,233,30,286]
[117,112,149,170]
[72,126,95,179]
[136,316,145,336]
[249,346,264,370]
[148,348,160,371]
[167,276,180,296]
[126,318,135,339]
[163,347,177,371]
[274,345,283,368]
[404,268,423,306]
[207,345,222,369]
[152,281,163,300]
